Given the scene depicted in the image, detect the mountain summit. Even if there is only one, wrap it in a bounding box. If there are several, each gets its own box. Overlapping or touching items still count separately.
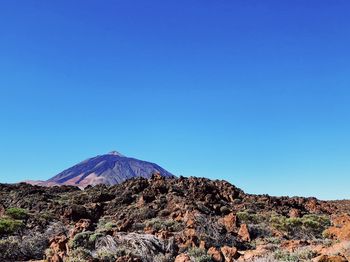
[29,151,174,187]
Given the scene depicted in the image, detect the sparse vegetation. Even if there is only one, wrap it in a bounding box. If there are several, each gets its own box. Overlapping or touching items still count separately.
[66,247,92,262]
[145,218,183,232]
[0,234,48,260]
[70,231,94,249]
[270,214,330,239]
[0,218,24,235]
[6,207,28,220]
[237,211,260,224]
[188,247,212,262]
[273,248,317,262]
[96,218,118,233]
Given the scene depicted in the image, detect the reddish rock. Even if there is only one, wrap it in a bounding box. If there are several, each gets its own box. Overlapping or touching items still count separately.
[208,247,224,262]
[186,218,196,228]
[199,240,207,249]
[220,213,237,233]
[48,235,68,262]
[184,237,198,248]
[177,228,198,249]
[174,213,184,222]
[312,239,350,261]
[69,218,91,237]
[315,255,348,262]
[183,211,197,228]
[238,224,251,242]
[306,199,319,212]
[184,228,196,238]
[289,208,301,218]
[221,246,238,261]
[240,247,269,261]
[155,230,172,239]
[175,253,191,262]
[324,214,350,241]
[143,226,155,235]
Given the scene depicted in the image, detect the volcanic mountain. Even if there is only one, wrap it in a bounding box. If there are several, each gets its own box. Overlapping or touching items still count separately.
[27,151,174,187]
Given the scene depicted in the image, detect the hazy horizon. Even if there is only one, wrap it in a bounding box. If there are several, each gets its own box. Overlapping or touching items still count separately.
[1,1,350,200]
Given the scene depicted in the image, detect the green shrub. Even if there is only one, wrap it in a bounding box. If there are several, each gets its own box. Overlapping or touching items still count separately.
[273,248,317,262]
[89,232,104,243]
[96,218,118,233]
[40,211,55,221]
[96,247,129,260]
[296,248,317,260]
[270,214,330,239]
[237,211,260,224]
[66,247,92,262]
[273,250,299,262]
[70,231,94,249]
[145,218,183,232]
[104,222,118,231]
[137,207,157,220]
[0,234,47,260]
[270,216,301,233]
[153,254,174,262]
[302,214,330,235]
[188,248,212,262]
[6,208,28,220]
[265,237,281,245]
[0,219,24,235]
[188,247,207,257]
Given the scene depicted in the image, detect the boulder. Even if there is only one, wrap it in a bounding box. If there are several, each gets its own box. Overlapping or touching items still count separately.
[238,224,251,242]
[219,213,237,233]
[221,246,238,261]
[208,247,224,262]
[69,218,91,237]
[48,235,68,262]
[175,253,191,262]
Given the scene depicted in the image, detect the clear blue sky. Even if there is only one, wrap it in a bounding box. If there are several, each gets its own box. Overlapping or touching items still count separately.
[0,1,349,200]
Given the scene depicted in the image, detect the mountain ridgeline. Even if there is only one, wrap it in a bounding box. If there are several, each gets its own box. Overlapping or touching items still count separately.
[28,151,174,187]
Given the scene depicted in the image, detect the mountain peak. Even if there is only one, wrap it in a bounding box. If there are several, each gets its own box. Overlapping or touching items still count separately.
[40,151,174,187]
[108,150,125,157]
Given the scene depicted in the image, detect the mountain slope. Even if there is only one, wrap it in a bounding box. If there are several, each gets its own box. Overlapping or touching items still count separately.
[38,151,174,187]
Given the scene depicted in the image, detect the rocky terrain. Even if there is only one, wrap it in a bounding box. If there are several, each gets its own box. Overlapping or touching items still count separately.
[1,175,350,262]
